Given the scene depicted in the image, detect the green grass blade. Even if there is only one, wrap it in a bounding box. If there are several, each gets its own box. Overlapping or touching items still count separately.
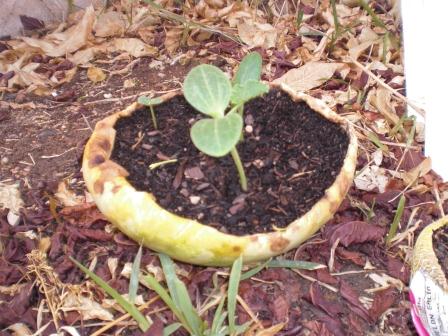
[129,245,143,304]
[163,323,183,336]
[228,255,243,334]
[367,131,389,153]
[267,259,326,270]
[144,274,191,334]
[240,258,271,281]
[173,278,203,335]
[386,195,406,246]
[70,257,150,332]
[210,296,227,335]
[158,253,182,310]
[358,0,387,29]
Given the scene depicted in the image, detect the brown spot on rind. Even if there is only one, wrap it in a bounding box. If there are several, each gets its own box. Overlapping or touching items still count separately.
[89,154,106,168]
[232,246,242,253]
[93,180,104,194]
[270,237,290,252]
[98,138,112,153]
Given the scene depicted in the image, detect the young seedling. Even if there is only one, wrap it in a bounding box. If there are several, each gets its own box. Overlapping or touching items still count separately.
[138,96,163,130]
[183,52,268,191]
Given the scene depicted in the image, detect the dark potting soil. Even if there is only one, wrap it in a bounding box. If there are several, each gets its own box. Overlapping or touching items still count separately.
[433,225,448,279]
[110,90,349,236]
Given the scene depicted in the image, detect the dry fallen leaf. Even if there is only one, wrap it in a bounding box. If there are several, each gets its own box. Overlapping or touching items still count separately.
[62,293,114,321]
[369,87,399,126]
[355,165,389,193]
[112,38,158,58]
[237,21,277,49]
[274,62,345,92]
[94,11,126,37]
[21,6,95,57]
[87,66,107,83]
[55,181,85,207]
[0,182,24,215]
[402,157,432,185]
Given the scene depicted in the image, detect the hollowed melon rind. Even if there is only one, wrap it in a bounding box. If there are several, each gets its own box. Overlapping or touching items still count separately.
[411,216,448,291]
[82,83,358,266]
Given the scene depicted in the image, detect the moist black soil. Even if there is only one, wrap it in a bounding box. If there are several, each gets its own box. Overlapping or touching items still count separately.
[433,225,448,279]
[110,90,349,235]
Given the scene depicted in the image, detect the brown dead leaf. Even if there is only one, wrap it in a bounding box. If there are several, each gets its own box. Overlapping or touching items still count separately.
[238,21,277,49]
[274,62,345,92]
[253,322,286,336]
[55,181,85,207]
[94,11,126,37]
[402,157,432,185]
[368,288,397,321]
[0,182,24,215]
[87,66,106,83]
[327,221,386,247]
[21,6,95,57]
[112,38,157,58]
[165,28,183,54]
[62,293,114,321]
[369,87,399,126]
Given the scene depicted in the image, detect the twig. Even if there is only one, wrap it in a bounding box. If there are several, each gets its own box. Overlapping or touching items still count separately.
[83,88,180,106]
[350,58,426,118]
[90,296,160,336]
[41,147,76,159]
[432,182,446,217]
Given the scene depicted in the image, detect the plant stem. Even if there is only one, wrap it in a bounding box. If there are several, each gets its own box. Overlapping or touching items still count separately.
[237,105,244,116]
[149,105,158,129]
[230,147,247,191]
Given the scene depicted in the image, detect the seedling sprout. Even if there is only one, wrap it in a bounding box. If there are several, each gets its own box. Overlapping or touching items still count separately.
[138,96,163,130]
[183,52,268,191]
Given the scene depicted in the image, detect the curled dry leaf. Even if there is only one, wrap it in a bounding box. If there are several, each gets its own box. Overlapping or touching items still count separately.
[274,62,346,92]
[164,28,183,54]
[62,293,114,321]
[112,38,157,58]
[402,157,432,185]
[94,11,127,37]
[328,221,386,247]
[0,182,24,215]
[355,165,389,193]
[87,66,107,83]
[21,6,95,57]
[368,87,399,126]
[238,21,277,49]
[55,181,85,207]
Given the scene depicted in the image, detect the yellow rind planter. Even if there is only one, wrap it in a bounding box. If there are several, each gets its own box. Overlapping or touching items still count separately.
[82,83,358,266]
[410,216,448,335]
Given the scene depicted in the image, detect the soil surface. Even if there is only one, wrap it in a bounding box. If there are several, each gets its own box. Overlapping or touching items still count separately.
[433,224,448,279]
[111,90,349,235]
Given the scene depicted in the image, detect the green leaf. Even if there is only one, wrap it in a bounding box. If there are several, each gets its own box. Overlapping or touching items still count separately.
[267,259,326,270]
[234,52,263,85]
[386,195,406,246]
[138,96,163,106]
[191,112,243,157]
[128,245,143,304]
[228,255,243,334]
[240,258,272,281]
[69,257,151,332]
[209,297,227,335]
[144,274,191,334]
[173,278,203,335]
[163,323,183,336]
[230,80,269,106]
[159,254,182,310]
[184,64,231,118]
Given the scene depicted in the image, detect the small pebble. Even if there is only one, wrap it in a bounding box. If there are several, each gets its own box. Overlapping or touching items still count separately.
[1,157,9,165]
[103,93,112,99]
[245,125,253,133]
[189,196,200,205]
